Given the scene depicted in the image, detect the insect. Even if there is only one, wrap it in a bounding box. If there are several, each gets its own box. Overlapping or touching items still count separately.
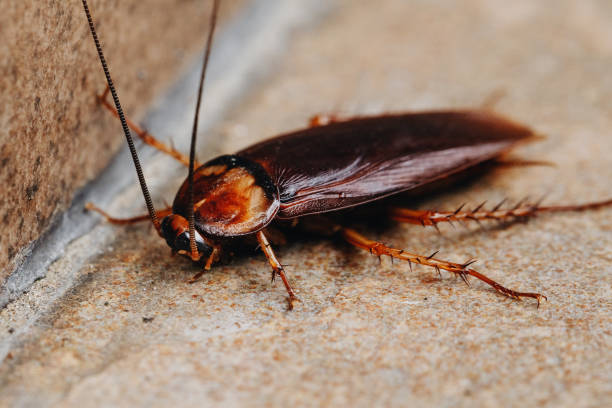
[81,0,611,309]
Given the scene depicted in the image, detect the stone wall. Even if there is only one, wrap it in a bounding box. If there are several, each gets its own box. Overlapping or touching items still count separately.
[0,0,243,286]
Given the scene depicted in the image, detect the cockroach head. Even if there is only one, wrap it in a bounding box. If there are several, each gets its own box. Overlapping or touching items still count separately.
[160,214,212,259]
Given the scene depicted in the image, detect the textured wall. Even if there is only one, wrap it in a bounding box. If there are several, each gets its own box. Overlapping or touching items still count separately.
[0,0,243,285]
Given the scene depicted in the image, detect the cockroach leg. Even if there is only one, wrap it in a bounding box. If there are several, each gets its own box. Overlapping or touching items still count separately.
[256,231,299,308]
[480,89,507,110]
[308,113,341,127]
[186,270,206,284]
[263,226,288,246]
[98,86,199,167]
[186,246,220,283]
[389,198,612,228]
[204,245,220,270]
[85,202,172,225]
[341,227,547,307]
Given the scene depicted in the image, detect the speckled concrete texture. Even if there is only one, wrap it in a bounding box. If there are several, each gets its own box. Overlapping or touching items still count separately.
[0,0,244,286]
[1,0,611,407]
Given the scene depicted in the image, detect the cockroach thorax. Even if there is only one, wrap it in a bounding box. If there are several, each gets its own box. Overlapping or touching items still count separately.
[172,155,280,238]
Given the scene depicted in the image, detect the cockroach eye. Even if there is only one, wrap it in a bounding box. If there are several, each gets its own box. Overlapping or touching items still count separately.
[160,215,211,258]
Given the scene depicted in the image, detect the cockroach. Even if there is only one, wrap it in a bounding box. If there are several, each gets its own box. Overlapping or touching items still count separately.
[81,0,611,309]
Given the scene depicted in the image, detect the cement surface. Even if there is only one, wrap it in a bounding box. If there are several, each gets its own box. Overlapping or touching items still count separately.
[1,0,611,407]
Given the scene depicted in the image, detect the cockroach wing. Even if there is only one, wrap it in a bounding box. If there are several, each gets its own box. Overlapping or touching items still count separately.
[237,111,535,218]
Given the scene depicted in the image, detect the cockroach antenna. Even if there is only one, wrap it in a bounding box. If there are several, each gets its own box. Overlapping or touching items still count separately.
[81,0,160,232]
[187,0,221,261]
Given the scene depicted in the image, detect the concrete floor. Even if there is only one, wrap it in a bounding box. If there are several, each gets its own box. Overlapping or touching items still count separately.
[1,0,611,406]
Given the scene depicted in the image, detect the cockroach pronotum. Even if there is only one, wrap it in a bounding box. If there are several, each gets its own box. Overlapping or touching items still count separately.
[81,0,611,309]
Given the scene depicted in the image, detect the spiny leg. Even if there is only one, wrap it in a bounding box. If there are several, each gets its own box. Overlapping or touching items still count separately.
[341,227,546,307]
[390,198,612,228]
[257,231,299,308]
[85,202,172,225]
[98,86,199,167]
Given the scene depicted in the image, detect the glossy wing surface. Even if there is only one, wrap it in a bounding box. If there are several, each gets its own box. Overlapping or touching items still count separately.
[237,111,534,218]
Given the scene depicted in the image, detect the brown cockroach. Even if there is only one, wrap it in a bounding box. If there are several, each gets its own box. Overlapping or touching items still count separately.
[81,0,611,309]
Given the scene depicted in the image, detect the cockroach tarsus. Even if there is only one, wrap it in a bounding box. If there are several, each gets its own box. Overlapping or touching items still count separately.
[81,0,612,309]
